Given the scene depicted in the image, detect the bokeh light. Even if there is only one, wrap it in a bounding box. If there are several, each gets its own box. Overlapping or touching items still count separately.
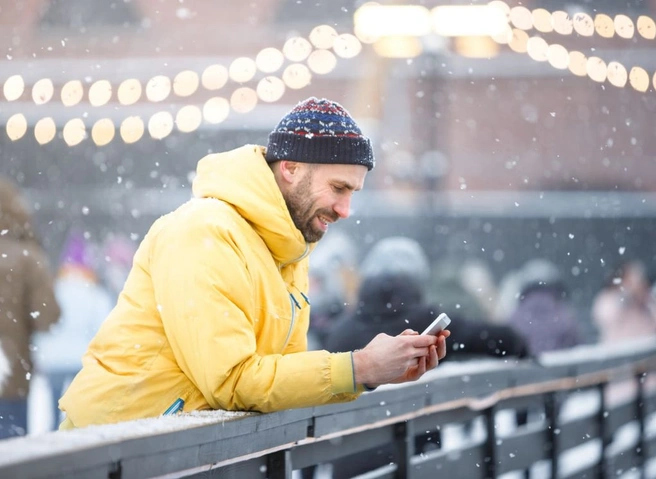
[91,118,115,146]
[552,11,574,35]
[230,87,258,113]
[173,70,200,97]
[568,51,588,76]
[333,34,362,59]
[594,14,615,38]
[508,29,529,53]
[283,37,313,62]
[61,80,84,107]
[203,97,230,124]
[255,48,285,73]
[117,79,142,105]
[148,111,174,139]
[509,6,532,31]
[89,80,112,107]
[120,116,145,144]
[607,61,628,88]
[256,76,285,102]
[526,36,548,62]
[309,25,338,49]
[175,105,202,133]
[146,75,171,102]
[532,8,553,33]
[6,113,27,141]
[629,67,649,92]
[637,15,656,39]
[229,57,257,83]
[34,117,57,145]
[32,78,54,105]
[547,44,569,69]
[63,118,87,146]
[3,75,24,101]
[572,12,594,36]
[282,64,312,89]
[201,65,228,90]
[586,56,607,83]
[307,49,337,74]
[615,14,635,39]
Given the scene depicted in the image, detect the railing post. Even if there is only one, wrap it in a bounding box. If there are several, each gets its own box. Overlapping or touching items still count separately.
[393,421,414,479]
[636,372,646,479]
[484,406,497,479]
[545,392,560,479]
[267,450,292,479]
[598,383,609,479]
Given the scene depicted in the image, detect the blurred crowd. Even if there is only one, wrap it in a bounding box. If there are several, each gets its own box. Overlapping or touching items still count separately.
[0,176,136,438]
[1,174,655,447]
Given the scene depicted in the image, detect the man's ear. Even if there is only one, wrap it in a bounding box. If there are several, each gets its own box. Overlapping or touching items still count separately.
[278,161,302,184]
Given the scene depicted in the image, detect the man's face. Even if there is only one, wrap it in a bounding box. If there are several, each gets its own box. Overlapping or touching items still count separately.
[284,163,367,243]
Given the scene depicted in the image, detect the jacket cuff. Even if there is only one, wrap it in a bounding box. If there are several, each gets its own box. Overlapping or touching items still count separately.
[331,352,358,394]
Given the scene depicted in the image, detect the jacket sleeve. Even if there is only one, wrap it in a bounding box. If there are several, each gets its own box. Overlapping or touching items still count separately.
[24,243,60,333]
[150,209,359,412]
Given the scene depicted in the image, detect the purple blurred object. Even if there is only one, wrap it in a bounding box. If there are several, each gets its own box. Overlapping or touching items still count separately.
[59,230,92,268]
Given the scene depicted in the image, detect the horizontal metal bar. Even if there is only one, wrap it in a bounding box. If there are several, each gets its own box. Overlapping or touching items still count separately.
[558,415,601,452]
[290,426,395,470]
[410,441,487,479]
[606,400,639,438]
[496,422,550,475]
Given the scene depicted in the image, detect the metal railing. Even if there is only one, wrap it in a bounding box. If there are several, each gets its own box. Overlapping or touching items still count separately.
[1,340,655,479]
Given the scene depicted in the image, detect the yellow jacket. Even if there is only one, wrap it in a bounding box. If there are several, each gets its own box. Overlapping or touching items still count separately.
[60,145,360,428]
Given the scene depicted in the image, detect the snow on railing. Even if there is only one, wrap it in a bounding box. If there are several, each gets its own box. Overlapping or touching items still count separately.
[0,339,654,479]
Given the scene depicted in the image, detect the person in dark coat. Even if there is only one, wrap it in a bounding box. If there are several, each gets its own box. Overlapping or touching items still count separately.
[0,176,60,439]
[508,258,582,355]
[324,237,529,478]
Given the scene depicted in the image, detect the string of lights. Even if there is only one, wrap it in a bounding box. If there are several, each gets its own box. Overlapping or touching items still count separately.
[488,1,656,92]
[3,25,363,146]
[4,2,656,146]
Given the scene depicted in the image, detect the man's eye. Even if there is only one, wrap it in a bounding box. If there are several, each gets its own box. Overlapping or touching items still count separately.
[332,185,345,192]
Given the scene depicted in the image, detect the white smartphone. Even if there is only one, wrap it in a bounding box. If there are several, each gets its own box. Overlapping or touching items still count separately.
[421,313,451,336]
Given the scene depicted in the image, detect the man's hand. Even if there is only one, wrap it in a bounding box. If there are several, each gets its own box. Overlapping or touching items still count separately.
[352,329,450,387]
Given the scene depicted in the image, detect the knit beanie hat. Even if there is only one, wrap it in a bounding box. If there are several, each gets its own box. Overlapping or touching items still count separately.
[265,97,375,170]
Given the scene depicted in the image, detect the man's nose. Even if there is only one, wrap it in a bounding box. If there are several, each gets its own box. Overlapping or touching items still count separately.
[333,196,351,219]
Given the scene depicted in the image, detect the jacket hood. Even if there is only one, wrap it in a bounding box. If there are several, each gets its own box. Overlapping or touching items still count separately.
[0,176,34,241]
[192,145,310,265]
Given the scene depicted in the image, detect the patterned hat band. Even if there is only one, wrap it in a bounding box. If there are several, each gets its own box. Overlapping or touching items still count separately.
[266,131,374,170]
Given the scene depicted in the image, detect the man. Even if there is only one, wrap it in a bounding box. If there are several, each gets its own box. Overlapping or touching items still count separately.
[59,97,448,429]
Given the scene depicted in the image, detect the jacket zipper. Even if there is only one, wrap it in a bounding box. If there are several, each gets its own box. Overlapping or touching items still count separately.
[282,293,297,352]
[279,243,309,352]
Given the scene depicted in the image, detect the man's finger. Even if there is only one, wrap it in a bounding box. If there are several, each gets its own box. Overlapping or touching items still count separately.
[437,336,447,360]
[398,329,418,336]
[427,345,439,370]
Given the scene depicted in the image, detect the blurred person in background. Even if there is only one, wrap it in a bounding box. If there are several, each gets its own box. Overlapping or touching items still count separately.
[327,237,528,360]
[325,236,528,479]
[33,229,113,431]
[592,258,656,411]
[459,257,499,321]
[306,230,359,350]
[508,258,582,355]
[428,257,489,326]
[58,97,447,430]
[592,259,656,344]
[0,176,60,439]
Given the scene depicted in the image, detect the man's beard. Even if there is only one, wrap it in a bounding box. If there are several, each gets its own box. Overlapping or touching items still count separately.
[284,171,337,243]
